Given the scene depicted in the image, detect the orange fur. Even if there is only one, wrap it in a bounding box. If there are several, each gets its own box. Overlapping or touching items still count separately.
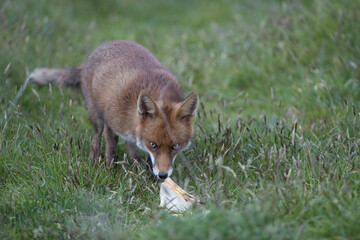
[30,40,199,178]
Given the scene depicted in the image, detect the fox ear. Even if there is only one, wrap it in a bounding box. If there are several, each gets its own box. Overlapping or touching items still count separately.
[177,91,199,121]
[138,91,158,116]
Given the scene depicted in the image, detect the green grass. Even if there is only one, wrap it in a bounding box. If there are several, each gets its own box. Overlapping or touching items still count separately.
[1,0,360,239]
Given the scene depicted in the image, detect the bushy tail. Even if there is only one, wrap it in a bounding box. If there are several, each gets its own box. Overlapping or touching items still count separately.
[30,65,82,88]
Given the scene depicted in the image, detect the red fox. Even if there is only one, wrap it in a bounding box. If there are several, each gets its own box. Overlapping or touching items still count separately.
[30,40,199,179]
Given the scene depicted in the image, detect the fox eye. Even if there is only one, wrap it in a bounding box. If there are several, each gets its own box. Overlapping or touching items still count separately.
[149,141,157,149]
[172,143,179,150]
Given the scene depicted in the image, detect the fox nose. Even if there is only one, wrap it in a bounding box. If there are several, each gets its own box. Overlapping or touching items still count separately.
[158,172,168,179]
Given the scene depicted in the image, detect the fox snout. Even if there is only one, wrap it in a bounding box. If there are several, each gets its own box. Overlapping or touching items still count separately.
[152,166,173,179]
[150,154,174,179]
[158,172,168,179]
[153,167,174,179]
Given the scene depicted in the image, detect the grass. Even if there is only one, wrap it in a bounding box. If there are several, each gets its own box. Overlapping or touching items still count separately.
[1,0,360,239]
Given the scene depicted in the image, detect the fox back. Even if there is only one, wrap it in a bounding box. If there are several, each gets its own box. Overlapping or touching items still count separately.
[30,40,199,179]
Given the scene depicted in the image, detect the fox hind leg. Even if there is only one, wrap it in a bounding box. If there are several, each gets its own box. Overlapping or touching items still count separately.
[104,124,119,168]
[88,112,104,165]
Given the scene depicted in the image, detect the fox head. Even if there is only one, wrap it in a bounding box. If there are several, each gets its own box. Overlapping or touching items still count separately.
[135,91,199,179]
